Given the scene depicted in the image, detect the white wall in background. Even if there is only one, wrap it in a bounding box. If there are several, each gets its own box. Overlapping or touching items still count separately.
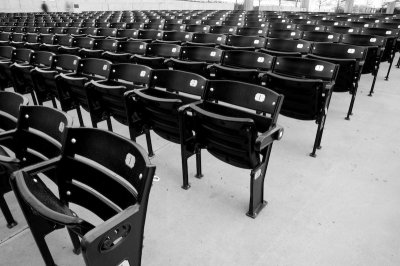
[0,0,234,13]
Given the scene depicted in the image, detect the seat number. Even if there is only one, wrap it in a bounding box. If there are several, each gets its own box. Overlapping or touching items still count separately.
[255,93,265,102]
[210,51,216,57]
[190,79,198,87]
[140,71,146,77]
[297,44,303,48]
[386,31,392,35]
[370,38,376,43]
[347,48,355,54]
[328,35,333,39]
[73,60,77,65]
[172,48,177,52]
[315,65,324,71]
[217,37,222,41]
[254,40,260,44]
[103,65,108,70]
[139,45,144,49]
[257,57,264,63]
[125,153,136,169]
[59,122,65,132]
[290,32,295,36]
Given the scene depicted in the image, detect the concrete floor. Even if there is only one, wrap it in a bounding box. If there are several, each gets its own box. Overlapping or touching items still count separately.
[0,56,399,266]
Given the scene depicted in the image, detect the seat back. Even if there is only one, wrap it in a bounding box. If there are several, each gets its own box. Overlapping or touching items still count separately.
[77,58,112,79]
[65,27,80,35]
[185,24,210,33]
[56,34,74,47]
[108,63,152,89]
[190,32,226,45]
[14,105,72,165]
[97,28,117,38]
[0,91,28,131]
[236,26,266,36]
[144,42,181,58]
[162,31,193,43]
[302,31,341,42]
[180,45,223,63]
[126,22,145,30]
[39,34,55,45]
[110,22,127,29]
[224,35,266,49]
[0,32,11,42]
[0,45,15,60]
[12,48,32,63]
[221,50,275,71]
[265,38,311,54]
[311,42,366,60]
[271,56,338,81]
[25,33,39,43]
[137,29,163,40]
[79,27,98,36]
[326,26,360,34]
[163,23,186,32]
[210,25,237,34]
[192,80,282,168]
[73,37,95,49]
[93,39,118,52]
[116,29,139,39]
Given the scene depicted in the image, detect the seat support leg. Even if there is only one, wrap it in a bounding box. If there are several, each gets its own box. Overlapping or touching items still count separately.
[195,150,203,178]
[385,52,395,81]
[310,120,324,158]
[76,106,84,127]
[106,117,113,131]
[51,97,57,108]
[144,129,154,157]
[246,146,272,218]
[0,193,17,228]
[346,84,359,120]
[368,71,378,96]
[30,91,38,105]
[67,228,81,255]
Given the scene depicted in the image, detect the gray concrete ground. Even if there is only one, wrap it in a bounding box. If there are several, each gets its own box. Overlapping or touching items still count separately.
[0,56,399,266]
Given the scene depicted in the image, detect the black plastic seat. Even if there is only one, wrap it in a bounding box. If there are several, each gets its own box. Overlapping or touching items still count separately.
[110,22,127,29]
[102,41,147,63]
[307,42,367,120]
[59,36,95,55]
[11,127,155,266]
[165,45,223,76]
[37,27,54,34]
[0,91,28,132]
[40,34,72,53]
[186,32,226,47]
[260,56,338,156]
[185,24,211,33]
[159,31,193,45]
[0,45,15,62]
[55,58,112,126]
[126,22,145,30]
[10,50,55,104]
[208,50,275,84]
[301,31,341,43]
[163,23,186,32]
[85,63,152,130]
[220,35,266,51]
[269,22,296,30]
[131,42,180,69]
[0,48,32,90]
[0,32,12,46]
[296,24,326,32]
[115,29,139,41]
[79,39,118,58]
[326,26,361,34]
[179,80,284,217]
[9,32,25,48]
[341,34,386,95]
[31,54,81,108]
[210,25,237,35]
[23,33,40,50]
[260,39,311,57]
[0,105,71,229]
[95,27,118,39]
[137,29,163,42]
[125,69,208,156]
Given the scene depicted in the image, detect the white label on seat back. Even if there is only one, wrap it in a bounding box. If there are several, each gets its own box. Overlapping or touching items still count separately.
[286,25,291,29]
[210,51,216,57]
[139,45,144,49]
[140,70,146,77]
[349,29,354,32]
[49,56,52,61]
[203,27,207,30]
[334,22,339,25]
[315,27,320,30]
[315,65,324,71]
[217,37,222,41]
[328,35,333,39]
[59,122,65,132]
[157,33,161,36]
[290,32,295,36]
[172,47,177,52]
[90,41,93,44]
[297,44,304,48]
[255,93,265,102]
[103,64,108,70]
[258,30,263,34]
[185,34,189,39]
[257,57,264,63]
[261,23,265,27]
[229,28,234,32]
[125,153,135,169]
[364,24,369,27]
[386,30,392,35]
[370,38,376,43]
[118,259,130,266]
[112,43,116,46]
[73,60,77,65]
[347,48,355,54]
[190,79,198,87]
[180,26,185,29]
[254,40,260,44]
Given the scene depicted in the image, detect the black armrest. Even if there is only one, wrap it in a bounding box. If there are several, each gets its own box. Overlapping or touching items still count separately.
[255,125,284,152]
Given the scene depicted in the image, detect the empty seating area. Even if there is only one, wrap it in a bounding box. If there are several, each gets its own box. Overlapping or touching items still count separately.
[0,8,399,266]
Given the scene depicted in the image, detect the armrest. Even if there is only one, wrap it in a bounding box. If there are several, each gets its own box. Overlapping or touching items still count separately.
[18,156,61,175]
[190,104,254,124]
[255,125,284,152]
[261,71,323,84]
[0,129,16,141]
[81,205,140,264]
